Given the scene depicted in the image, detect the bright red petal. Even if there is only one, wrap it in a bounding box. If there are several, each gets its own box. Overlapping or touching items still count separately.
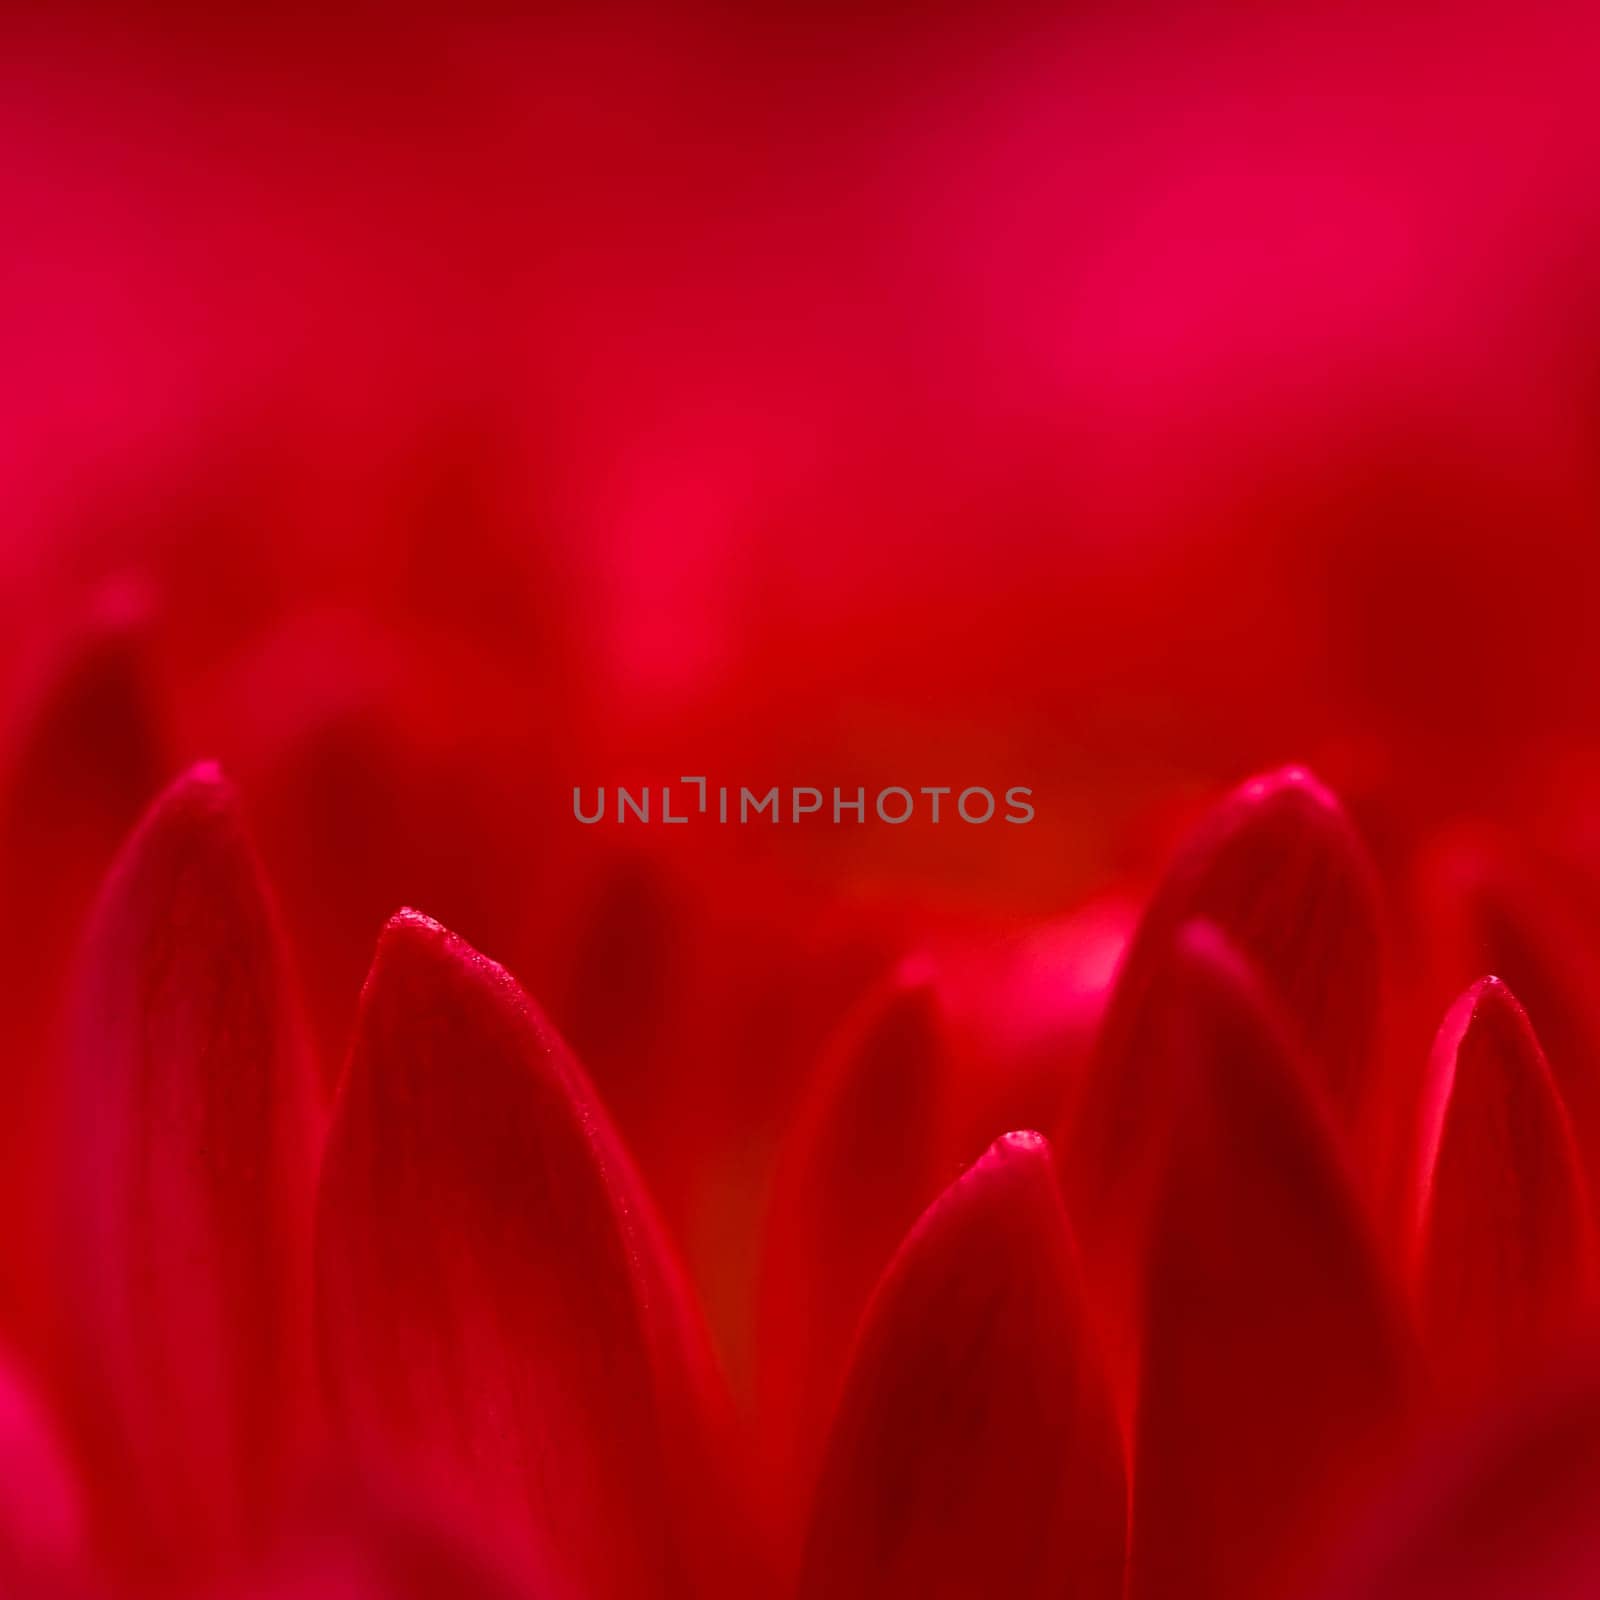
[1128,922,1412,1600]
[58,762,321,1578]
[315,910,750,1600]
[797,1131,1126,1600]
[1412,977,1596,1398]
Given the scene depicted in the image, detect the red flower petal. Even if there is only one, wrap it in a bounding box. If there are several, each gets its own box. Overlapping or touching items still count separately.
[315,910,751,1600]
[1313,1361,1600,1600]
[1412,977,1596,1398]
[1421,836,1600,1208]
[0,593,166,1350]
[1069,768,1383,1225]
[757,961,952,1509]
[58,762,321,1578]
[1128,921,1412,1600]
[797,1131,1126,1600]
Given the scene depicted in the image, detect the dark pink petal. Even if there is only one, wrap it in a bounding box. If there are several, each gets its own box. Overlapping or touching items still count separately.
[757,961,951,1507]
[58,763,321,1578]
[1313,1361,1600,1600]
[1128,922,1412,1600]
[1412,978,1596,1398]
[315,911,750,1600]
[797,1131,1126,1600]
[1069,768,1383,1230]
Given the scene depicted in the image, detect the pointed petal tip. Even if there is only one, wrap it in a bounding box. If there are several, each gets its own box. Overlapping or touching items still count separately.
[112,763,247,866]
[1230,765,1358,841]
[369,910,526,1011]
[973,1130,1065,1215]
[933,1130,1065,1248]
[1464,972,1520,1018]
[168,757,229,801]
[1239,763,1341,810]
[1432,974,1541,1075]
[380,905,449,946]
[143,757,232,811]
[988,1128,1053,1165]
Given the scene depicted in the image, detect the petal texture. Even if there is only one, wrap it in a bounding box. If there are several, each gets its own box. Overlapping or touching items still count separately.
[797,1131,1126,1600]
[315,911,746,1600]
[59,763,320,1577]
[1128,921,1412,1600]
[1412,978,1596,1397]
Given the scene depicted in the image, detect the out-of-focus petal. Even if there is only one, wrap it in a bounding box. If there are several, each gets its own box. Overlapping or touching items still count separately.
[797,1131,1126,1600]
[757,961,951,1510]
[315,911,751,1600]
[1420,836,1600,1209]
[1412,977,1596,1397]
[1069,768,1383,1228]
[1313,1361,1600,1600]
[1128,921,1412,1600]
[0,591,166,1350]
[58,763,321,1579]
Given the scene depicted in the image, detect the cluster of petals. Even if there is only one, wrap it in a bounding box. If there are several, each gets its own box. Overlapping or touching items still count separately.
[1,610,1597,1600]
